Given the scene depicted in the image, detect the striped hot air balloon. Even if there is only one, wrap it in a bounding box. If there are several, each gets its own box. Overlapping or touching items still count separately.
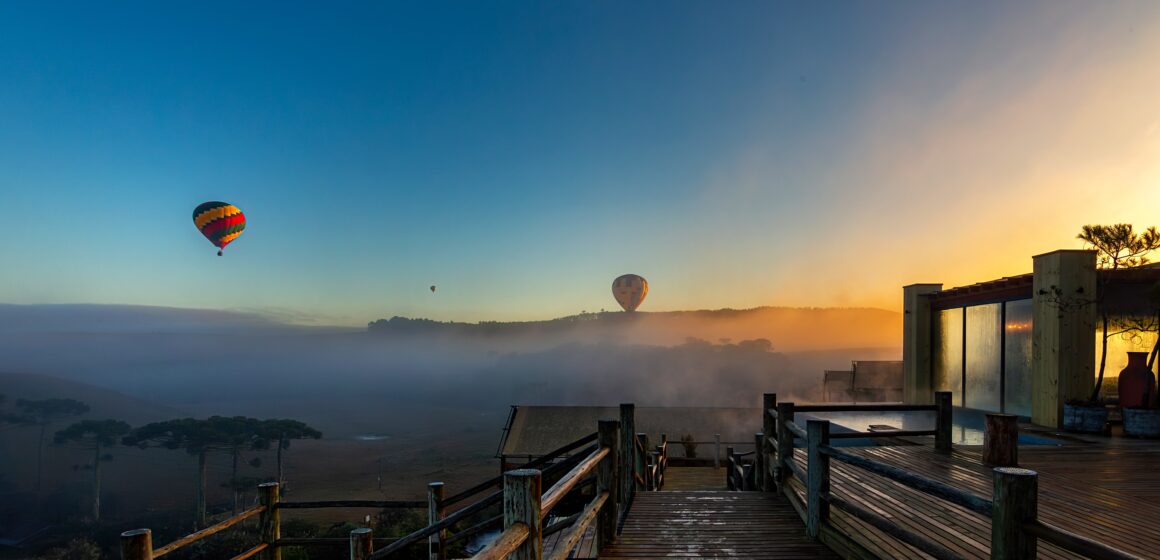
[193,201,246,256]
[612,274,648,312]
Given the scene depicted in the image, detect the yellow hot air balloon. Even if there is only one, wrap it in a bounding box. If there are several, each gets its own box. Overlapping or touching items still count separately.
[612,274,648,312]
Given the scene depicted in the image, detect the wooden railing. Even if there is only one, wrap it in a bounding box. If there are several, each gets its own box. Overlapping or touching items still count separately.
[648,436,668,491]
[471,419,623,560]
[761,392,1143,560]
[120,430,605,560]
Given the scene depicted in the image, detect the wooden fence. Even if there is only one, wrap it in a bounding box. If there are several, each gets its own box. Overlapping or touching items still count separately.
[762,392,1142,560]
[121,409,664,560]
[471,419,620,560]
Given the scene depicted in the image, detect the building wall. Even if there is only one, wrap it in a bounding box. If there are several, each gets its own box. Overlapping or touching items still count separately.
[1031,250,1096,427]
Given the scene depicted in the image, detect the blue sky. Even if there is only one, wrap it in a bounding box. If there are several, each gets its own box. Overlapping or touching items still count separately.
[3,2,1160,325]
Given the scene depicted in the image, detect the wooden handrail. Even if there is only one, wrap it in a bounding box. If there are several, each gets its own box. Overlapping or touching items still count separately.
[446,514,503,545]
[277,500,425,509]
[1023,520,1144,560]
[274,537,398,547]
[785,420,807,440]
[828,429,938,439]
[820,445,993,516]
[548,492,608,560]
[473,522,530,560]
[153,505,266,557]
[541,447,609,516]
[369,491,502,558]
[793,403,938,412]
[229,543,267,560]
[448,433,598,506]
[826,494,965,560]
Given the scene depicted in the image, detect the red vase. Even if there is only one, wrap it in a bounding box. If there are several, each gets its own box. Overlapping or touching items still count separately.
[1118,352,1155,409]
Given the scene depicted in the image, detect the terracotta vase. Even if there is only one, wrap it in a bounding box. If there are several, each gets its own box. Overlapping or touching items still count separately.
[1117,351,1155,409]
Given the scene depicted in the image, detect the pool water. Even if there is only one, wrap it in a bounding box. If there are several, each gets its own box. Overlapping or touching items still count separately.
[801,407,1061,446]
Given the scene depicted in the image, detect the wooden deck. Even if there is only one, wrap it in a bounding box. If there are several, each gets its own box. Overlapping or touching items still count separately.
[544,523,598,559]
[789,441,1160,559]
[662,466,728,491]
[599,491,838,559]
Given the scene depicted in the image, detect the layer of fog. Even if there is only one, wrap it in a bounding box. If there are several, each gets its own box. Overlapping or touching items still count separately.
[0,304,901,437]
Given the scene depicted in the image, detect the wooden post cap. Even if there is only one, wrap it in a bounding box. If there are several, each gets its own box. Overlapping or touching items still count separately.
[993,467,1036,477]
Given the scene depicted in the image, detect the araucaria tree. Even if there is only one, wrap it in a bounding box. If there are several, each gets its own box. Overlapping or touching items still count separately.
[258,419,322,485]
[54,419,131,521]
[16,398,90,493]
[1078,224,1160,402]
[124,418,226,528]
[124,416,314,525]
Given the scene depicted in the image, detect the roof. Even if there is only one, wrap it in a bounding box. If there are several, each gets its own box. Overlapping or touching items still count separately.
[927,274,1033,309]
[498,405,760,458]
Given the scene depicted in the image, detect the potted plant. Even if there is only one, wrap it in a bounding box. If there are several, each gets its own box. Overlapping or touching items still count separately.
[1121,285,1160,437]
[1062,225,1160,433]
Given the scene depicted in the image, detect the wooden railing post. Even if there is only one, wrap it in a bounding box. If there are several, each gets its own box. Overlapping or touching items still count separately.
[597,420,620,551]
[806,420,830,539]
[762,393,777,492]
[725,446,735,489]
[636,433,649,491]
[504,469,543,560]
[428,481,446,560]
[120,529,153,560]
[350,527,373,560]
[619,403,635,504]
[991,467,1037,560]
[935,391,953,453]
[258,482,281,560]
[983,414,1018,467]
[775,402,795,493]
[753,433,764,492]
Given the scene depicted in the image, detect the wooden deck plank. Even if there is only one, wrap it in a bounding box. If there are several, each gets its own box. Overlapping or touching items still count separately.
[661,467,728,491]
[599,491,838,559]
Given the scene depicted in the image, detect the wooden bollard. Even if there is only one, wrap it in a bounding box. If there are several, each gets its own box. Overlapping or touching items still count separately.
[428,482,446,560]
[935,391,953,453]
[258,482,281,560]
[991,467,1038,560]
[762,393,777,492]
[725,446,735,489]
[596,420,620,551]
[350,528,373,560]
[635,433,649,491]
[983,414,1018,467]
[754,433,764,492]
[120,528,152,560]
[775,402,795,492]
[806,420,830,539]
[504,469,543,560]
[619,403,635,502]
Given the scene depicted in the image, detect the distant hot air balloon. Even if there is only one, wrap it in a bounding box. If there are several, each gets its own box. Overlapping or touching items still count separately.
[430,285,437,294]
[612,274,648,312]
[193,201,246,256]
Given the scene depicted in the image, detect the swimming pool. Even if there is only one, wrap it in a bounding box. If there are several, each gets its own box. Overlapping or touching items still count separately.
[800,407,1062,446]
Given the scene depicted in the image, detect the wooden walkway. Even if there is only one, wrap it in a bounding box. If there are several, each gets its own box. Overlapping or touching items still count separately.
[661,466,728,491]
[599,491,838,559]
[789,442,1160,559]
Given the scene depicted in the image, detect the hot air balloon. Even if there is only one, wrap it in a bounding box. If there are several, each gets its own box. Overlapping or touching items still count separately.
[430,285,437,294]
[612,274,648,312]
[193,201,246,256]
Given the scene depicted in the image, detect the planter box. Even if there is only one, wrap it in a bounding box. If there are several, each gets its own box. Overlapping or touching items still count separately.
[1123,408,1160,438]
[1063,403,1108,434]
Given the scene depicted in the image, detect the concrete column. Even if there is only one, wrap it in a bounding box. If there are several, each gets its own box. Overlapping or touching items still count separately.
[1032,250,1097,428]
[903,284,942,404]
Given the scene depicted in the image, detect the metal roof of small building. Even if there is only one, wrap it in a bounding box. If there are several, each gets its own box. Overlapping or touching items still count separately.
[498,405,760,458]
